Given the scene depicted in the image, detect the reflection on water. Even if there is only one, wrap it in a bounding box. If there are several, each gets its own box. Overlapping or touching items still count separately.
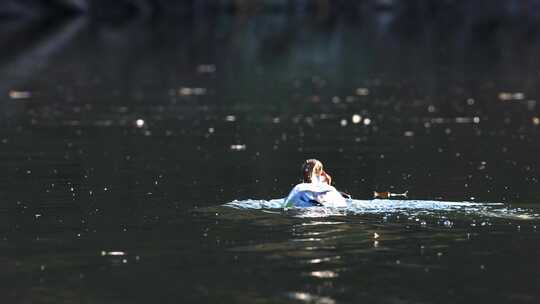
[201,201,540,304]
[2,3,540,304]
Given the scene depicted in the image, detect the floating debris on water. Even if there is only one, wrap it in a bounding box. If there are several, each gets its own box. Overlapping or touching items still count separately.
[373,191,408,199]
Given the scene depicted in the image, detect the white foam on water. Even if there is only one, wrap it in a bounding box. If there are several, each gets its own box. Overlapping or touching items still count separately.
[223,198,538,220]
[225,198,285,210]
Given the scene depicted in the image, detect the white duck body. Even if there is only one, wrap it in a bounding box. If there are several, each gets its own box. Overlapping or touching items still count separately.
[284,181,347,208]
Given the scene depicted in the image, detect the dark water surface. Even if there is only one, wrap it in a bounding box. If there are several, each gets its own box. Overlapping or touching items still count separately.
[3,5,540,304]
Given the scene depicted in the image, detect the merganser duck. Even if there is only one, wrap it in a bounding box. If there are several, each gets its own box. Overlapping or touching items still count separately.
[284,159,348,208]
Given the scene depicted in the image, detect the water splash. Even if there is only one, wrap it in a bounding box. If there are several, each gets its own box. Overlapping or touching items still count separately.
[224,198,539,220]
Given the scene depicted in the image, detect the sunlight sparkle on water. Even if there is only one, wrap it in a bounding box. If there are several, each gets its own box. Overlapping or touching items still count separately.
[309,270,338,278]
[306,256,340,264]
[9,90,31,99]
[230,144,246,151]
[288,292,336,304]
[196,64,216,73]
[179,87,207,96]
[356,88,369,96]
[302,221,345,226]
[352,114,362,124]
[499,92,525,101]
[101,251,126,256]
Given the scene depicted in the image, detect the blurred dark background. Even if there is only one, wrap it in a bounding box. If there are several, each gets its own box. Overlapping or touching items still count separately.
[1,0,540,20]
[1,0,540,221]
